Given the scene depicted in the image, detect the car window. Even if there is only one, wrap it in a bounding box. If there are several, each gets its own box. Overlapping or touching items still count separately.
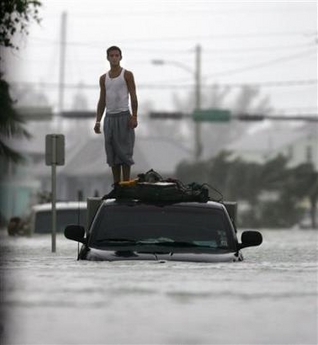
[90,204,233,249]
[34,209,87,233]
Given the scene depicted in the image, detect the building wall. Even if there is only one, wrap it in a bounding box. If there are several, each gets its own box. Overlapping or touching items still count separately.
[227,124,318,171]
[0,179,40,221]
[269,131,318,170]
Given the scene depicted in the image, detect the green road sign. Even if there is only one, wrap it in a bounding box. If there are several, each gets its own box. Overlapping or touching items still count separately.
[192,109,231,122]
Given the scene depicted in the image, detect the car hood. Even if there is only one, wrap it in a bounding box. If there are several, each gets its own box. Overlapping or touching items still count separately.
[84,248,242,262]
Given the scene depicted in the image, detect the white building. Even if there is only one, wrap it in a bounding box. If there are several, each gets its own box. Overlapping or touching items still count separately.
[225,122,318,170]
[1,112,192,221]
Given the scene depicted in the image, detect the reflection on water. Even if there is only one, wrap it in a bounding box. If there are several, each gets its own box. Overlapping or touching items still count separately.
[1,229,317,345]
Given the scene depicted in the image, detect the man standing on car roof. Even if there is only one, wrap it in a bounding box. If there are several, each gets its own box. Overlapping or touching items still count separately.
[94,45,138,184]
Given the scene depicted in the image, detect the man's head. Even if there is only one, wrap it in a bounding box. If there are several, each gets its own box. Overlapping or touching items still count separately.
[106,46,122,61]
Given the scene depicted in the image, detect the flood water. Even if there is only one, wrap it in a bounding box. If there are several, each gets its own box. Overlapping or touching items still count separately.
[1,228,317,345]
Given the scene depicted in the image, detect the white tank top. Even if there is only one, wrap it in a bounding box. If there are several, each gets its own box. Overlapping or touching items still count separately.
[105,68,129,114]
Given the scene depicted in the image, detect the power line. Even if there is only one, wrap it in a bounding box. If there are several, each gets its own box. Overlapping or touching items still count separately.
[47,6,315,18]
[26,39,316,57]
[205,79,318,88]
[205,49,317,80]
[28,30,317,46]
[203,42,316,54]
[10,79,317,90]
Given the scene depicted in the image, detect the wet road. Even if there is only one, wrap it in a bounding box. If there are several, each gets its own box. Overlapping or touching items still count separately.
[1,228,317,344]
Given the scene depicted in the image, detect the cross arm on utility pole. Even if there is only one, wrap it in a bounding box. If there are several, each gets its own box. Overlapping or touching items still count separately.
[148,110,318,122]
[234,113,318,122]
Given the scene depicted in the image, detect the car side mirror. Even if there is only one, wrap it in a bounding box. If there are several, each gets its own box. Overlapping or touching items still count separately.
[239,230,263,249]
[64,225,86,244]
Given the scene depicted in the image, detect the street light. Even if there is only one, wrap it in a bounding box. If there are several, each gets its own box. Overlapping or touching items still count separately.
[151,59,194,75]
[151,45,202,160]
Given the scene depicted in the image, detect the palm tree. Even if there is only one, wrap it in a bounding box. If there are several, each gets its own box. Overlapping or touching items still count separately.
[0,76,31,163]
[0,0,42,164]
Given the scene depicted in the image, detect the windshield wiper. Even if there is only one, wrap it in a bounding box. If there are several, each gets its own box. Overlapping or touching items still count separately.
[157,242,229,250]
[138,237,174,244]
[96,238,138,245]
[147,241,229,249]
[96,238,227,249]
[139,240,209,248]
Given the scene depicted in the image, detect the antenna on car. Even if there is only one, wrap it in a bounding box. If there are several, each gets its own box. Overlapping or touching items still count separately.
[77,190,83,258]
[202,183,223,202]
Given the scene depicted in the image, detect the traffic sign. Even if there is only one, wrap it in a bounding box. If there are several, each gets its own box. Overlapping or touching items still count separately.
[45,134,65,253]
[192,109,231,122]
[45,134,65,166]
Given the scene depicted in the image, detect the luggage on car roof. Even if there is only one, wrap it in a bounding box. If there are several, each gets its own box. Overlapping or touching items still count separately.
[102,169,222,203]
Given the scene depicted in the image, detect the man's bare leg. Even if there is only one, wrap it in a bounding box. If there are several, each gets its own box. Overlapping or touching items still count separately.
[112,165,121,184]
[122,164,131,181]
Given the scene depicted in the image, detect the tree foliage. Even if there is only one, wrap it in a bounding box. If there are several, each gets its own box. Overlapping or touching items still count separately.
[175,152,318,228]
[0,78,31,162]
[0,0,42,164]
[0,0,41,49]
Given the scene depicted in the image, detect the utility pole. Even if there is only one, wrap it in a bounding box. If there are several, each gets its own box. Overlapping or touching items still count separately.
[58,11,67,114]
[151,45,203,160]
[194,44,202,161]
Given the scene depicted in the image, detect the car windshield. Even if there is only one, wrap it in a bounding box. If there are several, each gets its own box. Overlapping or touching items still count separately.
[89,204,233,250]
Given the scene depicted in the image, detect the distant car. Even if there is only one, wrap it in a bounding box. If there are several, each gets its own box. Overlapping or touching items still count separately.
[65,198,262,262]
[22,201,87,236]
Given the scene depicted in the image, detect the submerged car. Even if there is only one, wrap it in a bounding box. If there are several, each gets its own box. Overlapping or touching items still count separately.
[8,201,87,236]
[65,198,262,262]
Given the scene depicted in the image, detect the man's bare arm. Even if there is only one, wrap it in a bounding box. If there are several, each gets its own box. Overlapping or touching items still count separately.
[125,70,138,117]
[94,74,106,133]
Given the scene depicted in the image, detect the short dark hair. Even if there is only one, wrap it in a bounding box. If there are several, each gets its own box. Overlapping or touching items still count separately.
[106,46,122,57]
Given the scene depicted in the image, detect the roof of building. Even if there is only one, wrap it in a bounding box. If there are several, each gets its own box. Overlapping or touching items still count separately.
[59,135,192,177]
[226,122,318,154]
[10,118,318,178]
[12,118,192,177]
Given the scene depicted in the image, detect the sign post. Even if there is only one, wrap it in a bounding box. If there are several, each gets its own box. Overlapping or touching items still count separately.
[45,134,65,252]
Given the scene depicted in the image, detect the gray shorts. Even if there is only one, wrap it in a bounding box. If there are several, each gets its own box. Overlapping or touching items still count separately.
[103,111,135,167]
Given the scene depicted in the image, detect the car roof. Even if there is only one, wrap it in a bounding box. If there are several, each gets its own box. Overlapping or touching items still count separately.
[31,201,87,212]
[101,199,226,210]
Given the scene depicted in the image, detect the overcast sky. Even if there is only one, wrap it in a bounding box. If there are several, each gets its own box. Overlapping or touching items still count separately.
[4,0,317,115]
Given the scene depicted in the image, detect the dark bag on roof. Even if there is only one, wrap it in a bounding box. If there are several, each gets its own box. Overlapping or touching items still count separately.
[103,169,210,203]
